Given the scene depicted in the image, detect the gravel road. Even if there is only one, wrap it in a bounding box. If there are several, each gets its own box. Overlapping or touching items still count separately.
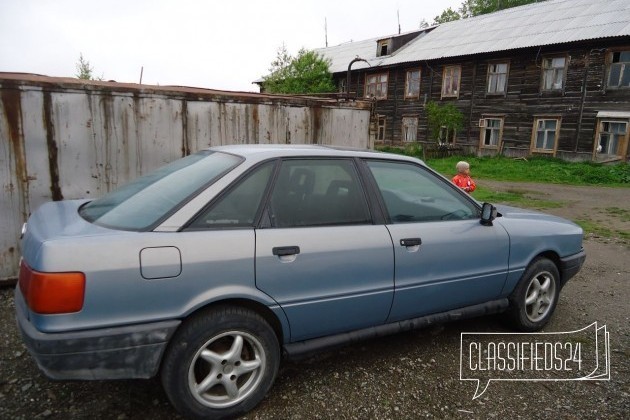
[1,182,628,419]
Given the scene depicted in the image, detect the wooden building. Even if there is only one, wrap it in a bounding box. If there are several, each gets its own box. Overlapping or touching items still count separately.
[316,0,630,162]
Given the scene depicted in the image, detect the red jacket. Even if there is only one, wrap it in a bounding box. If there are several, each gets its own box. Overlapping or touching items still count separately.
[452,174,476,193]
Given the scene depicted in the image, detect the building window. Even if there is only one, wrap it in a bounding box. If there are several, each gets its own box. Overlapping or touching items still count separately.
[376,116,386,141]
[607,50,630,89]
[541,57,566,91]
[531,118,561,154]
[402,117,418,142]
[405,69,421,99]
[338,78,347,93]
[595,120,628,156]
[377,40,391,57]
[441,65,461,98]
[365,73,388,99]
[486,63,508,94]
[479,117,503,149]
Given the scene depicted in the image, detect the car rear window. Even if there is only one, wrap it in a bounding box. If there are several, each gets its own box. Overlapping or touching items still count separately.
[79,151,242,230]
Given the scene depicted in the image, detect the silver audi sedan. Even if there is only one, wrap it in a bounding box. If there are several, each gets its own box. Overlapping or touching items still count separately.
[16,145,585,419]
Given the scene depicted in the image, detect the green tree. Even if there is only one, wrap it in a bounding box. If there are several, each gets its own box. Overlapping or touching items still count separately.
[433,7,461,24]
[460,0,542,17]
[425,102,464,143]
[75,53,103,80]
[264,46,336,94]
[434,0,543,23]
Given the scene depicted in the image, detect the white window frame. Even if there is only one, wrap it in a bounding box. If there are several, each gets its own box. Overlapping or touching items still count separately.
[479,117,504,149]
[365,73,388,99]
[531,117,561,155]
[376,116,386,141]
[594,120,629,157]
[405,69,421,99]
[377,40,391,57]
[338,78,347,93]
[441,65,461,98]
[606,49,630,89]
[486,62,509,95]
[541,56,567,91]
[402,117,419,142]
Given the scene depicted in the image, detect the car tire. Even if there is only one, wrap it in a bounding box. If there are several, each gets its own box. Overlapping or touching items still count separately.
[507,257,560,332]
[161,305,280,419]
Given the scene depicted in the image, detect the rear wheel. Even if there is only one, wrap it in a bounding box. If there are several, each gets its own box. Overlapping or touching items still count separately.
[508,257,560,331]
[161,306,280,419]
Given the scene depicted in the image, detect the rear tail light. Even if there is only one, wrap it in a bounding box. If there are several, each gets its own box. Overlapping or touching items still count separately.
[19,260,85,314]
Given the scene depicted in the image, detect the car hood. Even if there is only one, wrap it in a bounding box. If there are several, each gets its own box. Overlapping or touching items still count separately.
[493,203,583,259]
[494,204,578,226]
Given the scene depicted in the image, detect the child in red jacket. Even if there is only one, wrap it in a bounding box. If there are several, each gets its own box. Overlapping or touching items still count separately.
[452,161,476,193]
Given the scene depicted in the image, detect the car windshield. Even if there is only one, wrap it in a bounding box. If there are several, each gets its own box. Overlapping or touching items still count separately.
[79,150,242,230]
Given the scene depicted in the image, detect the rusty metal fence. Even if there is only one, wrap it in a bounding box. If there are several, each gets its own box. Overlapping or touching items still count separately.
[0,74,372,282]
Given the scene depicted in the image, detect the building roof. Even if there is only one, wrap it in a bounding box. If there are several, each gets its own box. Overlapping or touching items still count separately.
[314,30,433,73]
[316,0,630,71]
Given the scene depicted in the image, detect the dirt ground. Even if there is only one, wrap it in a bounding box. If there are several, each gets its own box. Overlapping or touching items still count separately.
[1,181,628,419]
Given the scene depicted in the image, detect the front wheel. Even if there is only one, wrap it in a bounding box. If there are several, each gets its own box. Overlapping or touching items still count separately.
[507,257,560,331]
[161,306,280,419]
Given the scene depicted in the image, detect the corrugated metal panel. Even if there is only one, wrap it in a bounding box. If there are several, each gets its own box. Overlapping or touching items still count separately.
[315,30,432,73]
[385,0,630,64]
[316,0,630,70]
[0,74,372,281]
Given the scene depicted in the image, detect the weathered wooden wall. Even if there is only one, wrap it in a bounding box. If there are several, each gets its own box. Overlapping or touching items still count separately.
[0,74,372,281]
[337,38,630,160]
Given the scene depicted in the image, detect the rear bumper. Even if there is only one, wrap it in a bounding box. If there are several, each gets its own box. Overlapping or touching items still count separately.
[560,248,586,286]
[15,288,180,380]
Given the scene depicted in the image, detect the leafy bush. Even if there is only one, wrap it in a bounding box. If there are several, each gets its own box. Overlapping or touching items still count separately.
[425,102,464,143]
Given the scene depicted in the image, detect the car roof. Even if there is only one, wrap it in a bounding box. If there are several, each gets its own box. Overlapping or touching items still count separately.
[209,144,423,164]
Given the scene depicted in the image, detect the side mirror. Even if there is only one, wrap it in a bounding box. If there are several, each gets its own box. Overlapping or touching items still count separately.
[480,202,497,226]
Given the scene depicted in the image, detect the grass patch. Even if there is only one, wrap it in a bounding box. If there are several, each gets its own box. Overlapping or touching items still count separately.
[575,218,630,242]
[426,155,630,186]
[376,147,630,187]
[474,186,564,209]
[604,207,630,222]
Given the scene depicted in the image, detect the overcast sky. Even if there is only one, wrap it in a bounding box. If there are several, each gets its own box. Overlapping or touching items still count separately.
[0,0,461,92]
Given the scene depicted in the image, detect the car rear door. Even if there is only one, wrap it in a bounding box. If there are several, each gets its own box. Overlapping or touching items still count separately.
[365,160,510,322]
[255,158,395,342]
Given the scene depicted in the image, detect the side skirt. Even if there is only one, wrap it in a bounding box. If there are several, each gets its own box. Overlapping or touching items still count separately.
[282,298,509,360]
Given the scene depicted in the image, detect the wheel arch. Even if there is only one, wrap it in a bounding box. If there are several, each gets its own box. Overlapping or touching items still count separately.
[502,249,562,297]
[215,298,285,344]
[536,250,561,272]
[172,297,286,346]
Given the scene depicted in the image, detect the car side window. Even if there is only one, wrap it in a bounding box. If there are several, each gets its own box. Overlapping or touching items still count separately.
[366,160,478,223]
[269,159,371,228]
[187,161,275,228]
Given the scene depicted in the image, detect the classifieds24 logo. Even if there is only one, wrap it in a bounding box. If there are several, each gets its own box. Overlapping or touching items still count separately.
[460,322,610,399]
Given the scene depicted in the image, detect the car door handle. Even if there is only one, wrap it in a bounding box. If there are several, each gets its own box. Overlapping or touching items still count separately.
[400,238,422,247]
[272,246,301,256]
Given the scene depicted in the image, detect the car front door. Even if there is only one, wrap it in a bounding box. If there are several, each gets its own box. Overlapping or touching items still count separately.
[255,158,394,342]
[365,160,510,322]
